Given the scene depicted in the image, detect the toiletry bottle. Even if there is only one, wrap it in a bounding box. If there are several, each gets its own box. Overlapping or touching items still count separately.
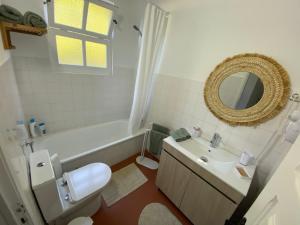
[29,117,37,138]
[38,122,46,135]
[16,120,29,144]
[192,126,202,138]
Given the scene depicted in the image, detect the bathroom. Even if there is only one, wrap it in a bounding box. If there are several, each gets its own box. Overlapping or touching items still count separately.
[0,0,300,224]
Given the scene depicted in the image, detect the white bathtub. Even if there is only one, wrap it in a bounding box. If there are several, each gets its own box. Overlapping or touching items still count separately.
[34,120,144,171]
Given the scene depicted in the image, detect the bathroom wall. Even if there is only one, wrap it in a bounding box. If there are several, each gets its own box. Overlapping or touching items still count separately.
[149,0,300,185]
[0,1,43,221]
[0,59,24,134]
[0,59,43,225]
[5,0,146,133]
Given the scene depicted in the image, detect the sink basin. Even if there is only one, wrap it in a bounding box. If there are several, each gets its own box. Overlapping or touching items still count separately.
[178,138,237,162]
[178,138,238,173]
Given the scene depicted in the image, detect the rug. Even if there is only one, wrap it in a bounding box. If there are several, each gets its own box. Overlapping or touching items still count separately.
[101,163,148,207]
[138,203,183,225]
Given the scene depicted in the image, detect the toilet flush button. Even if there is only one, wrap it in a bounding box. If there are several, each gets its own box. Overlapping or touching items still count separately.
[36,162,46,167]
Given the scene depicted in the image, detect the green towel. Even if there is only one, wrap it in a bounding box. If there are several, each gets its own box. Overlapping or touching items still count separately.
[149,130,169,155]
[170,128,191,142]
[23,11,47,28]
[152,123,170,134]
[149,123,169,155]
[0,4,23,23]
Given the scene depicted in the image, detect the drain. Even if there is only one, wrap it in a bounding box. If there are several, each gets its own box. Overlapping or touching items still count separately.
[200,156,208,163]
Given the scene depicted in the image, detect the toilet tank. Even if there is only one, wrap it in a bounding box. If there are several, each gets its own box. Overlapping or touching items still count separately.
[30,150,63,222]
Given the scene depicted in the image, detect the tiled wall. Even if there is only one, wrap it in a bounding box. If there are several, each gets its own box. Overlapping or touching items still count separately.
[0,57,44,225]
[13,56,136,133]
[148,74,293,184]
[0,58,24,135]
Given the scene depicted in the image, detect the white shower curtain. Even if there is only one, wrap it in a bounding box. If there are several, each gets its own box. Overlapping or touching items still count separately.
[128,3,169,134]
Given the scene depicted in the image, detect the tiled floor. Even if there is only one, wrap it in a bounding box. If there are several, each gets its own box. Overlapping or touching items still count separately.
[92,153,192,225]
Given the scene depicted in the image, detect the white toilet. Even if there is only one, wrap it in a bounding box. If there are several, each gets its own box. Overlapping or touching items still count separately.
[30,150,111,225]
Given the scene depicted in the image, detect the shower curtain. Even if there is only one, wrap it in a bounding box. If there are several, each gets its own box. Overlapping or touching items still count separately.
[128,3,169,133]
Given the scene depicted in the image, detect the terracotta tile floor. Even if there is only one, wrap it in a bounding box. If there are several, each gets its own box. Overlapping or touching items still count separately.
[92,153,192,225]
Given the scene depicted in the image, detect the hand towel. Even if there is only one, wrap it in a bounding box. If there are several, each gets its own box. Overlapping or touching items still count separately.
[170,128,191,142]
[149,123,169,155]
[23,11,47,28]
[0,4,23,23]
[149,130,169,155]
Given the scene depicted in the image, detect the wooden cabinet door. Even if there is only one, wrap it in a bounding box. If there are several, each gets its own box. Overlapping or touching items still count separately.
[180,172,237,225]
[156,150,191,207]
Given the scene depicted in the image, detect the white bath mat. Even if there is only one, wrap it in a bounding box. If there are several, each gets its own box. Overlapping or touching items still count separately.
[139,203,182,225]
[101,163,148,207]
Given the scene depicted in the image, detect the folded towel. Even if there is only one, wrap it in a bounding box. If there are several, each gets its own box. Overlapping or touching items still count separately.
[0,4,23,23]
[170,128,191,142]
[152,123,170,135]
[149,130,169,155]
[23,11,47,28]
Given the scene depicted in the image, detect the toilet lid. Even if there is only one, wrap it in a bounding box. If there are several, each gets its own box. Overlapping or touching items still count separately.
[64,163,111,202]
[68,217,93,225]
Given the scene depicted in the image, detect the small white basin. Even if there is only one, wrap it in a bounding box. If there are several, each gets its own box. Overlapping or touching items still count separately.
[178,138,238,173]
[178,138,237,162]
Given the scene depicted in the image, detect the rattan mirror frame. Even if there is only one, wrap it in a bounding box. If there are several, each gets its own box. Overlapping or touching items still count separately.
[204,53,291,126]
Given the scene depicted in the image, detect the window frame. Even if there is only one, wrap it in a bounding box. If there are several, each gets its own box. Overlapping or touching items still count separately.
[47,0,115,38]
[46,0,115,75]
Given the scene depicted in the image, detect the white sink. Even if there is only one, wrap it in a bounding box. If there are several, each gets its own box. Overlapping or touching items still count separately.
[178,138,238,173]
[164,136,255,196]
[179,138,237,162]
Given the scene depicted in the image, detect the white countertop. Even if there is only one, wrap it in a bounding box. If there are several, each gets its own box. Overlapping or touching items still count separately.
[164,136,256,196]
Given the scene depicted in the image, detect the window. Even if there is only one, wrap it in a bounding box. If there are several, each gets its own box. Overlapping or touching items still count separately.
[86,3,113,35]
[47,0,114,75]
[56,35,83,66]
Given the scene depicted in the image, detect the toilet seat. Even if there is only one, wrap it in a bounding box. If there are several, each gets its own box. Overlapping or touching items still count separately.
[64,163,111,202]
[68,217,93,225]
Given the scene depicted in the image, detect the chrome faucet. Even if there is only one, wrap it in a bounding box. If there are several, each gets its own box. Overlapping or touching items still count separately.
[210,133,222,148]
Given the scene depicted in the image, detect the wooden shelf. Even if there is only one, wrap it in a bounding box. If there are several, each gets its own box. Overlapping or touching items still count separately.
[0,22,47,49]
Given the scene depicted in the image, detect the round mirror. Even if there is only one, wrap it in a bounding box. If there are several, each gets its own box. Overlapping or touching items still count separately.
[204,53,290,126]
[219,72,264,110]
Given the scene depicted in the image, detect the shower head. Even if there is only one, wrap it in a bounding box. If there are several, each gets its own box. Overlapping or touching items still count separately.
[133,25,142,37]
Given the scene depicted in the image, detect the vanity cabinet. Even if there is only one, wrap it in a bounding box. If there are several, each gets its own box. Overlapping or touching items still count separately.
[156,150,192,207]
[180,172,236,225]
[156,143,243,225]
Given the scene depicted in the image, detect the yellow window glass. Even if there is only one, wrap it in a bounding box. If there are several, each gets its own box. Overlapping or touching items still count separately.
[54,0,84,29]
[86,3,113,35]
[56,35,83,66]
[86,41,107,68]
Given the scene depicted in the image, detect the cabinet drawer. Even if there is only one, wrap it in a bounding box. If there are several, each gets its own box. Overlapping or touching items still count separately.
[156,150,191,207]
[180,172,237,225]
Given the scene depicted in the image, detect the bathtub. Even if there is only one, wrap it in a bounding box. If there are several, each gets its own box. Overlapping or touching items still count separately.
[33,120,144,172]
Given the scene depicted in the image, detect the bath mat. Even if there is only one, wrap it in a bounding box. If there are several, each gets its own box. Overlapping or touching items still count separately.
[139,203,182,225]
[101,163,148,207]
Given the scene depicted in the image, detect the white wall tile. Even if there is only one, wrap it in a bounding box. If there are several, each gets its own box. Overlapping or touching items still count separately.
[14,56,136,133]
